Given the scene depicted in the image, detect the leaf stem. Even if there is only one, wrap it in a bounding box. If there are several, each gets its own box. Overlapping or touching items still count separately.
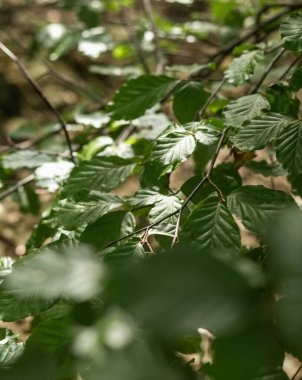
[249,47,287,94]
[106,128,228,248]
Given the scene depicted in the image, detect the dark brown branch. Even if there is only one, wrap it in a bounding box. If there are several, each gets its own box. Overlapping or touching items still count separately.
[0,41,76,165]
[279,54,302,81]
[249,47,286,94]
[292,363,302,380]
[0,174,35,202]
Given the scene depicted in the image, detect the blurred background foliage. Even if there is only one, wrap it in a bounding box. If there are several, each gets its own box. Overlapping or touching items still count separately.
[1,1,302,379]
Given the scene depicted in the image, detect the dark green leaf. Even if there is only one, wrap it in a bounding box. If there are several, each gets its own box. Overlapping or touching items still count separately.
[173,82,209,123]
[224,94,270,128]
[65,156,135,193]
[227,185,293,236]
[108,75,179,120]
[276,121,302,175]
[80,210,136,250]
[225,50,264,85]
[280,12,302,52]
[181,195,241,253]
[232,113,290,151]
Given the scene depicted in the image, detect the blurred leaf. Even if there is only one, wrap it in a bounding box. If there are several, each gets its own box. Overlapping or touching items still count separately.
[75,112,110,129]
[2,150,53,170]
[7,245,103,302]
[290,67,302,91]
[225,50,264,85]
[107,248,259,337]
[0,329,24,368]
[280,11,302,52]
[35,161,74,192]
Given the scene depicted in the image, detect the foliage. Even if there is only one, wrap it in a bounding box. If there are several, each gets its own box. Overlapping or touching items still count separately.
[1,1,302,379]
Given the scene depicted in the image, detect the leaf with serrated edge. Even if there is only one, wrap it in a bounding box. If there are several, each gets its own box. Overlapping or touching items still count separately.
[65,156,135,193]
[53,194,122,230]
[108,75,179,120]
[149,195,182,236]
[225,50,264,85]
[280,11,302,52]
[224,94,270,128]
[181,195,241,253]
[233,113,290,151]
[80,210,136,249]
[151,127,196,167]
[276,121,302,175]
[227,185,293,236]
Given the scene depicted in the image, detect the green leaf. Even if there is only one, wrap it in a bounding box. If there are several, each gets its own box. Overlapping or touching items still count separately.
[181,195,241,253]
[80,210,136,250]
[129,189,166,207]
[245,160,287,177]
[7,245,103,303]
[172,81,209,123]
[181,163,241,204]
[0,329,24,368]
[224,50,264,85]
[224,94,270,128]
[280,11,302,52]
[232,113,290,151]
[100,239,146,264]
[149,195,182,236]
[290,67,302,91]
[52,194,122,230]
[0,257,13,280]
[2,150,53,170]
[35,161,74,192]
[151,126,196,168]
[65,156,135,193]
[75,112,110,129]
[0,285,53,322]
[108,248,258,337]
[107,75,179,120]
[227,185,293,236]
[276,121,302,175]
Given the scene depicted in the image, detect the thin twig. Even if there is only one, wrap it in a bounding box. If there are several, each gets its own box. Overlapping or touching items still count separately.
[171,129,228,245]
[249,48,287,94]
[0,174,35,202]
[141,0,166,74]
[0,41,76,165]
[198,78,227,119]
[121,7,151,74]
[292,364,302,380]
[192,6,300,79]
[279,54,302,81]
[106,128,228,249]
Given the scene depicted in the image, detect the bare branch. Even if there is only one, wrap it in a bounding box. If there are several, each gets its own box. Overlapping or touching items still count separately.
[0,174,35,202]
[0,41,76,165]
[249,47,287,94]
[141,0,167,74]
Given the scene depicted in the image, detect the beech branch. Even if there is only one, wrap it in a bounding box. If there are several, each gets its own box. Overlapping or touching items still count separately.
[105,128,228,248]
[0,174,35,202]
[0,41,76,165]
